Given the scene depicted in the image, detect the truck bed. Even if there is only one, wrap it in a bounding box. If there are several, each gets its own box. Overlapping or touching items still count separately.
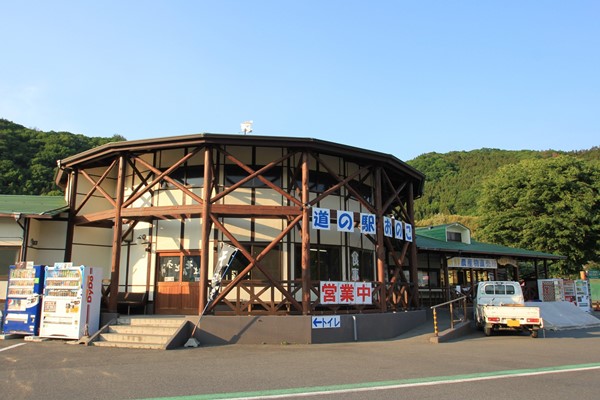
[479,304,543,333]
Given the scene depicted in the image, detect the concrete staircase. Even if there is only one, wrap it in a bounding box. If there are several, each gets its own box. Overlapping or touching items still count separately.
[91,316,187,350]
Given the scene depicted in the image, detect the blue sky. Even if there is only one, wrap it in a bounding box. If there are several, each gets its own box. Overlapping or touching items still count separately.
[1,1,598,161]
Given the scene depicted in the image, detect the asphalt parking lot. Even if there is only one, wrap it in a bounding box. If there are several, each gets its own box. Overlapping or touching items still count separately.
[2,313,600,400]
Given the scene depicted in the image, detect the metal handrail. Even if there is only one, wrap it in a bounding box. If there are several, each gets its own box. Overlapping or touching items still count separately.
[430,296,468,337]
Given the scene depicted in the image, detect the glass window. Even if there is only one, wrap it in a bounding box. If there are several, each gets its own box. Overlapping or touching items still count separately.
[186,166,204,187]
[348,180,372,203]
[224,165,281,188]
[158,255,181,282]
[225,244,281,281]
[182,256,201,282]
[0,246,20,278]
[159,167,185,188]
[447,232,462,242]
[295,171,340,195]
[483,283,515,295]
[429,270,440,288]
[418,269,441,288]
[418,270,430,288]
[295,245,341,281]
[250,245,281,281]
[349,248,374,281]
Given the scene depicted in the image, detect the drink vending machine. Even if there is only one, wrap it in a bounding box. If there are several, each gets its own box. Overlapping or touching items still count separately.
[3,262,45,335]
[39,263,103,340]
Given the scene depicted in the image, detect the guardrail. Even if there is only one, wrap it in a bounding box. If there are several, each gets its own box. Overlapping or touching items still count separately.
[430,296,468,337]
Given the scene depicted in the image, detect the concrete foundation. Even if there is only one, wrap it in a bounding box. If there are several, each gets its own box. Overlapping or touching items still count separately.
[184,310,427,345]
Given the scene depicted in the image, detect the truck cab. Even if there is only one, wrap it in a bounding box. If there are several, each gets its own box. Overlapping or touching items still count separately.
[474,281,524,307]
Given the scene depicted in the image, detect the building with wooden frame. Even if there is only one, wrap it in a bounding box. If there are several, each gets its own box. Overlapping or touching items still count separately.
[51,133,426,318]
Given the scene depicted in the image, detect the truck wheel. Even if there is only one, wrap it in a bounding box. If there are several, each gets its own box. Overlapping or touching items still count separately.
[531,330,539,338]
[484,326,492,336]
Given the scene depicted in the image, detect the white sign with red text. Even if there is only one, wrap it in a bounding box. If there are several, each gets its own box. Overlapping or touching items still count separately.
[319,281,373,305]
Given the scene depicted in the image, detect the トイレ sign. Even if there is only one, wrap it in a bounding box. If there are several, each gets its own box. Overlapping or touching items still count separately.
[311,316,341,329]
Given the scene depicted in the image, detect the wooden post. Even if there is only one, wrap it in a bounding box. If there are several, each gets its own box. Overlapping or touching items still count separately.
[199,147,213,314]
[375,167,387,312]
[443,255,450,302]
[407,182,420,308]
[301,151,311,315]
[108,156,126,312]
[64,169,78,262]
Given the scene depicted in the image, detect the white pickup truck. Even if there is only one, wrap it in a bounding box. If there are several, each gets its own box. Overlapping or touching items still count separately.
[474,281,543,338]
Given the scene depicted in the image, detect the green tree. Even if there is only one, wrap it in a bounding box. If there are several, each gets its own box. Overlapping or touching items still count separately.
[477,156,600,277]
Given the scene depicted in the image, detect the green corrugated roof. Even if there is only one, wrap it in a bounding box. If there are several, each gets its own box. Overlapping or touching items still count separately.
[415,234,564,260]
[0,195,68,217]
[415,224,450,241]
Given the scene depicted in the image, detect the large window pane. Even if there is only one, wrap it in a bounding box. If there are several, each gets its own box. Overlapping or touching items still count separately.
[251,246,281,281]
[224,165,281,188]
[186,166,204,187]
[304,245,341,281]
[224,244,281,281]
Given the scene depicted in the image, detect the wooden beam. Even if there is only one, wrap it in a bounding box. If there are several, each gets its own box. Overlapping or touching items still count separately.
[375,167,386,311]
[75,159,118,215]
[74,204,303,226]
[309,165,370,207]
[129,153,204,206]
[108,155,126,312]
[311,152,376,214]
[208,215,303,312]
[199,146,213,313]
[123,148,202,208]
[212,147,301,206]
[64,169,78,262]
[385,237,410,283]
[407,182,419,308]
[381,169,409,221]
[301,151,311,315]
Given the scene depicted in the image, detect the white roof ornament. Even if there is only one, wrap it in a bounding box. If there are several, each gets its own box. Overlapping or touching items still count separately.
[241,120,253,135]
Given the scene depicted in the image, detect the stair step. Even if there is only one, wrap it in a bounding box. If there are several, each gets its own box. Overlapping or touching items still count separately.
[117,317,185,327]
[91,340,165,350]
[98,332,171,344]
[108,325,178,335]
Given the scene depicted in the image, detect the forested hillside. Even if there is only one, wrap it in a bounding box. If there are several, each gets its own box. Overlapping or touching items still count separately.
[0,119,125,195]
[408,147,600,276]
[408,147,600,221]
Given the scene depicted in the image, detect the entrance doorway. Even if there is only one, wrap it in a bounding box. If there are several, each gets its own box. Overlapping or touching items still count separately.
[154,253,201,315]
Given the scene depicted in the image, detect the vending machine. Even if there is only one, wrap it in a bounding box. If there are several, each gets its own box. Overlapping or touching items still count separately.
[575,279,591,312]
[3,262,45,335]
[39,263,103,340]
